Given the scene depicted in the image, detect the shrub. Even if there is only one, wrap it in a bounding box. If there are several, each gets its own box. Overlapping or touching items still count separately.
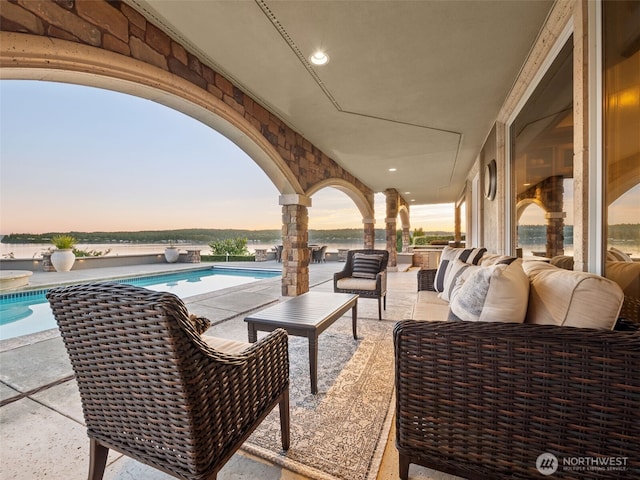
[208,237,250,256]
[51,235,76,249]
[73,248,111,257]
[201,254,255,262]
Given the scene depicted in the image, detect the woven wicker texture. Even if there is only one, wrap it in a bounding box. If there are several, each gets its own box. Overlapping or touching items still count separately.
[47,282,289,480]
[394,320,640,479]
[334,249,389,319]
[416,268,436,292]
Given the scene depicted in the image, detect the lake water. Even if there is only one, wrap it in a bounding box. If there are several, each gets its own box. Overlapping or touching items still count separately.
[2,241,637,260]
[0,242,366,259]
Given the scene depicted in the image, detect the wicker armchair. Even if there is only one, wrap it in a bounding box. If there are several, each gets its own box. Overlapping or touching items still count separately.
[334,249,389,320]
[46,282,289,480]
[394,320,640,479]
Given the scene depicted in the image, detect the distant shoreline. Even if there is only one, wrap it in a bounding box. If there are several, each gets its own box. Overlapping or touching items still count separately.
[0,227,455,245]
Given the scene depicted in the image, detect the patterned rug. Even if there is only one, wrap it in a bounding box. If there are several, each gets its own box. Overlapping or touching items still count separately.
[242,315,396,480]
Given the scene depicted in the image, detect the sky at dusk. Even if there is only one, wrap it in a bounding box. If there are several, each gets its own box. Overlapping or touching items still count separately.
[0,80,456,236]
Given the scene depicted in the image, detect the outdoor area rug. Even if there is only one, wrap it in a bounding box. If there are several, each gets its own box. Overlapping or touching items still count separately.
[242,316,396,480]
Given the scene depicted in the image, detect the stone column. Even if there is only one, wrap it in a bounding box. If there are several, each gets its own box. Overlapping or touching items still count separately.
[280,194,311,296]
[542,176,565,258]
[454,204,462,247]
[363,218,376,249]
[402,226,411,252]
[385,189,399,268]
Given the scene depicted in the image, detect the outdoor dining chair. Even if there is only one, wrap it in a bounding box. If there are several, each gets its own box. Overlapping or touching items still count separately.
[46,282,290,480]
[334,249,389,320]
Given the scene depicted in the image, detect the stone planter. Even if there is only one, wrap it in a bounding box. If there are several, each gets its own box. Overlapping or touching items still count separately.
[51,249,76,272]
[164,247,180,263]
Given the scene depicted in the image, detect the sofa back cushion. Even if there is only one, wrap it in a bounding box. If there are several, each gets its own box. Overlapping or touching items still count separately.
[448,259,529,323]
[522,261,624,329]
[434,246,486,294]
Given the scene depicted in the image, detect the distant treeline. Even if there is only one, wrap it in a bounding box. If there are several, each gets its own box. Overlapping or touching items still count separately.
[3,225,637,245]
[518,223,639,244]
[2,228,448,244]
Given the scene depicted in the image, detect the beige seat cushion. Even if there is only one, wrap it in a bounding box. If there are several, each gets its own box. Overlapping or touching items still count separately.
[202,335,252,355]
[417,290,449,305]
[412,291,450,321]
[522,262,624,330]
[336,277,377,291]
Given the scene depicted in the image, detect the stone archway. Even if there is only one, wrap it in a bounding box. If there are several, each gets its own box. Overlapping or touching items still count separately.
[306,178,376,249]
[1,0,374,295]
[398,205,411,252]
[516,176,565,258]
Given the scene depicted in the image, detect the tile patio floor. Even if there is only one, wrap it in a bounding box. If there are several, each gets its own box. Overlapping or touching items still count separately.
[0,260,459,480]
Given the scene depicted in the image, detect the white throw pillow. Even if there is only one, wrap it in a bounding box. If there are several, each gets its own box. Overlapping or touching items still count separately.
[438,259,477,302]
[434,246,486,293]
[449,259,529,323]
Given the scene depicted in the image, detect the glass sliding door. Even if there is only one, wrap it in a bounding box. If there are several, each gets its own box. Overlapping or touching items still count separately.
[602,0,639,321]
[603,0,640,262]
[511,37,574,260]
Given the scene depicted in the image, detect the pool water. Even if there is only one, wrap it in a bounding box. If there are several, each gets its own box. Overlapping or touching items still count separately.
[0,267,280,341]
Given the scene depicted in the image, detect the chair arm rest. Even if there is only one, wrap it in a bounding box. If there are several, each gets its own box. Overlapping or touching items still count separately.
[417,268,437,291]
[196,328,289,388]
[376,270,387,293]
[334,270,350,282]
[394,320,640,478]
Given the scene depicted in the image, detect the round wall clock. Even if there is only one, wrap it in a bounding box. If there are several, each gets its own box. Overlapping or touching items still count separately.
[484,159,497,200]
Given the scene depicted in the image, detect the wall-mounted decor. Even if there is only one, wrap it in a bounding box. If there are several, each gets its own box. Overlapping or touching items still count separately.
[484,159,497,200]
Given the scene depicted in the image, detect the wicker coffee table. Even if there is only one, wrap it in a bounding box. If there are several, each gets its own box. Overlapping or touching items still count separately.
[245,291,358,394]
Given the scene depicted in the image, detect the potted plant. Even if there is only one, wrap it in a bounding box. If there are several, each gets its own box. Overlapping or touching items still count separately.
[50,235,76,272]
[164,244,180,263]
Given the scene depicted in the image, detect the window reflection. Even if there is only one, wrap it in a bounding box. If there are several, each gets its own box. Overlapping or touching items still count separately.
[604,0,640,260]
[511,38,574,259]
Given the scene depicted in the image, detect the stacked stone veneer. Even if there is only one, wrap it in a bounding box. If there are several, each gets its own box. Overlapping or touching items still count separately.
[518,175,566,258]
[1,0,375,296]
[281,204,309,296]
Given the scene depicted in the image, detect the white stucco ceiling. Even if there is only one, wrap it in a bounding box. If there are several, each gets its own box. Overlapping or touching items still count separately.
[127,0,554,205]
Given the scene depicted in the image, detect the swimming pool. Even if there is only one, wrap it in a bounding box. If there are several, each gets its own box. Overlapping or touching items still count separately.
[0,267,280,341]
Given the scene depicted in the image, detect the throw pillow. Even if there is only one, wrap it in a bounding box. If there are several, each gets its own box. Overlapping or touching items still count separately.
[439,258,477,302]
[608,247,632,262]
[448,259,529,323]
[434,246,487,293]
[480,253,517,266]
[352,253,383,279]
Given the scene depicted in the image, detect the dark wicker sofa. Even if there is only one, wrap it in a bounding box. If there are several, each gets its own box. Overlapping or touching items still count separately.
[394,319,640,479]
[402,264,639,479]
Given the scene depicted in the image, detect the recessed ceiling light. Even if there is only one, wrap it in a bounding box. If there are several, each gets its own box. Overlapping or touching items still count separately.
[388,168,397,172]
[310,51,329,65]
[404,191,411,194]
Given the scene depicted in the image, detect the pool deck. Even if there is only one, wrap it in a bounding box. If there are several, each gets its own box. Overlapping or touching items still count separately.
[0,260,455,480]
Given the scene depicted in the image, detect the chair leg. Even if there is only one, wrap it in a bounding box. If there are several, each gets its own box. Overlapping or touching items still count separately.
[378,297,382,320]
[279,387,290,450]
[384,294,387,310]
[88,439,109,480]
[399,453,410,480]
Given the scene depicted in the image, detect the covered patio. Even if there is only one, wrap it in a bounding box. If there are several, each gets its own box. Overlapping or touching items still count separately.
[1,0,638,479]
